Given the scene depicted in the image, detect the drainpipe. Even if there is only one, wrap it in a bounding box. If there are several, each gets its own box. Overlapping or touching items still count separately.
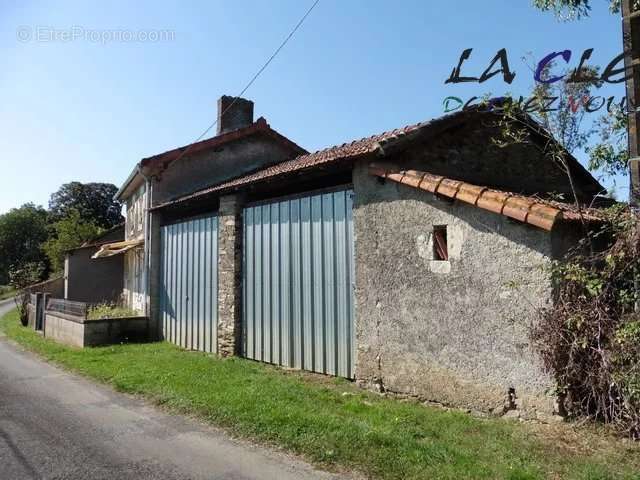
[137,165,152,317]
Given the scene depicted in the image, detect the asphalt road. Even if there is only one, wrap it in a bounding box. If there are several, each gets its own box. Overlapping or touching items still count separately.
[0,299,342,480]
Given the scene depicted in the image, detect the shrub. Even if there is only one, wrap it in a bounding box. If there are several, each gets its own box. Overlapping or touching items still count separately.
[87,303,138,320]
[531,206,640,438]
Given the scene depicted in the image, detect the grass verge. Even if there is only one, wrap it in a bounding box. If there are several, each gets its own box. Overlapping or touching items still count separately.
[0,286,16,301]
[1,308,638,480]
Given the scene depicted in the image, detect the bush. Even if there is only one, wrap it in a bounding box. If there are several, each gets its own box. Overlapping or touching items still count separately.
[531,206,640,438]
[87,303,138,320]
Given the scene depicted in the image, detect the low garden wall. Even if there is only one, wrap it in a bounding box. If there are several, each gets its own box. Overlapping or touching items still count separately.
[43,298,154,348]
[44,311,153,348]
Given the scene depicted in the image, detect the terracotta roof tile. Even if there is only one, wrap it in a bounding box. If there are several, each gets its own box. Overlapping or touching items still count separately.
[140,117,307,171]
[152,111,475,209]
[368,165,604,232]
[152,108,604,211]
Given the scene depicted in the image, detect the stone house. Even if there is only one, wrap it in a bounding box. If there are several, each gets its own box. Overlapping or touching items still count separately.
[105,96,605,418]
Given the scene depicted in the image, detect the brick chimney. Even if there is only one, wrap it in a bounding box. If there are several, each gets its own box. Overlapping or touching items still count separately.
[217,95,254,135]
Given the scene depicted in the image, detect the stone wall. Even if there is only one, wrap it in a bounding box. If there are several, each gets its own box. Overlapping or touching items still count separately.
[148,209,162,341]
[351,160,557,418]
[216,195,244,356]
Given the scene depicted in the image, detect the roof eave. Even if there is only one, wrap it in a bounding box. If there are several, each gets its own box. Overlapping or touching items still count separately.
[115,165,143,201]
[368,164,604,232]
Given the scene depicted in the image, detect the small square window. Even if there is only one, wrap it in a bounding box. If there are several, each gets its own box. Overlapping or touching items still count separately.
[433,226,448,261]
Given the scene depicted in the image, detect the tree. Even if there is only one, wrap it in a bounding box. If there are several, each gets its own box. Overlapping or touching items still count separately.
[532,63,602,153]
[0,204,49,285]
[48,182,124,230]
[9,261,46,326]
[532,0,621,20]
[531,62,629,193]
[43,210,103,273]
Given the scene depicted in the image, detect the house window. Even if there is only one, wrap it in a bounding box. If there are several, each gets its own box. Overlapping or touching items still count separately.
[433,226,448,261]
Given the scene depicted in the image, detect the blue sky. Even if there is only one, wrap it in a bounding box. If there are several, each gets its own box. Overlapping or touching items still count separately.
[0,0,628,214]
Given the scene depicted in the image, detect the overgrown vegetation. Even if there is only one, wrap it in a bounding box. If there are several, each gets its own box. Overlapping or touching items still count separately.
[485,46,640,437]
[2,308,639,480]
[532,206,640,438]
[87,303,139,320]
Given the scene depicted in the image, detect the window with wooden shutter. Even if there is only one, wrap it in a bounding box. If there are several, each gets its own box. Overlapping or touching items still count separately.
[433,226,448,261]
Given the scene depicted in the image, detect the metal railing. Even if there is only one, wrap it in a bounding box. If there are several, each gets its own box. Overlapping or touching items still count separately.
[46,298,89,318]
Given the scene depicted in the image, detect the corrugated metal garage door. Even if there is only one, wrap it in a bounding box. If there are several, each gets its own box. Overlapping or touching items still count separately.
[242,189,355,378]
[160,215,218,353]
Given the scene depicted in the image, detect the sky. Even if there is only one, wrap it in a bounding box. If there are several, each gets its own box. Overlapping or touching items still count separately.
[0,0,628,214]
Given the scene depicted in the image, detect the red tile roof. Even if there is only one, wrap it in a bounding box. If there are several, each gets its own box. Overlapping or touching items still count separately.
[140,117,306,171]
[152,108,604,211]
[369,165,604,231]
[152,111,476,209]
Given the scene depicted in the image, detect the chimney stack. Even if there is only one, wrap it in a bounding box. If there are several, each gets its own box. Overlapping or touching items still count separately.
[217,95,254,135]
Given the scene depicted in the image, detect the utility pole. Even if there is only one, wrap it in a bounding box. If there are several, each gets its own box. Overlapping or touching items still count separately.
[622,0,640,206]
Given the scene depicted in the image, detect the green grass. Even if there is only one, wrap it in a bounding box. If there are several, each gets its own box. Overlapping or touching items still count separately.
[0,286,16,301]
[1,308,638,480]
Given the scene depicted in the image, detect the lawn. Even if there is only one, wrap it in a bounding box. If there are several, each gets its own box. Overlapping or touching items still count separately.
[1,308,638,480]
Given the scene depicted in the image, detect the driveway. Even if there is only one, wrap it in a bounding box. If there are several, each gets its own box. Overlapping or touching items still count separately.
[0,299,343,479]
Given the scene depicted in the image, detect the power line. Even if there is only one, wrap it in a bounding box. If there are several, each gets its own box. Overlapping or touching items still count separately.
[171,0,320,164]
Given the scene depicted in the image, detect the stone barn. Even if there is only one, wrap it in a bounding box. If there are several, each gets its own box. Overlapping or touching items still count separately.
[113,97,606,419]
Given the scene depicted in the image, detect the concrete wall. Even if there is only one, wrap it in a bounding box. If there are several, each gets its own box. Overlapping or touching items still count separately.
[352,160,556,418]
[44,313,85,348]
[27,303,36,328]
[44,311,154,348]
[64,246,124,304]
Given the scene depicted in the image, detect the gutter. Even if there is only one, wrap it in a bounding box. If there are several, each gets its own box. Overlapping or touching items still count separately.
[114,164,141,201]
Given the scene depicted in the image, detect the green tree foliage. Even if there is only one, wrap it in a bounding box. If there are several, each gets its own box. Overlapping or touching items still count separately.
[48,182,124,230]
[588,107,629,178]
[0,204,49,285]
[8,262,45,290]
[9,261,46,326]
[43,210,103,273]
[531,63,602,155]
[531,61,628,193]
[532,0,621,20]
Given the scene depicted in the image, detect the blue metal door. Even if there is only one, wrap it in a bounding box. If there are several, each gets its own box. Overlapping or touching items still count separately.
[242,189,355,378]
[160,215,218,353]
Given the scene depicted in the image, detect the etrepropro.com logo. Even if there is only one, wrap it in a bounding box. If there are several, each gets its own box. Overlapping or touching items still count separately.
[16,25,175,44]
